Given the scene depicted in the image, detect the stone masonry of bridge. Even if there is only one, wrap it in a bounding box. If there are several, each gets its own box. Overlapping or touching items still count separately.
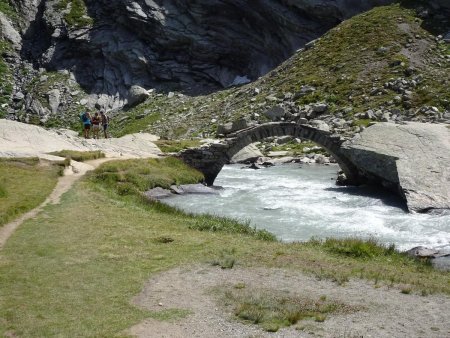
[177,122,359,186]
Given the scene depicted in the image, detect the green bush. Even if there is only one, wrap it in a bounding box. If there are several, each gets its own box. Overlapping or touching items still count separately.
[189,215,276,241]
[90,157,204,193]
[318,237,397,258]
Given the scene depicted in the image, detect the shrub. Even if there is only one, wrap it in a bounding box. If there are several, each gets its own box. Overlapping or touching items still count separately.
[90,157,204,194]
[223,287,358,332]
[318,237,397,258]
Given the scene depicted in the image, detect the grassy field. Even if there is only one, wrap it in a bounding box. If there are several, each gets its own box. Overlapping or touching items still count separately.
[0,157,448,336]
[0,158,61,227]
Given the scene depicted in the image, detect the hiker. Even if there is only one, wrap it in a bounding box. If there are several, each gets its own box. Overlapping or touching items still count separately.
[91,111,101,139]
[100,110,110,138]
[80,111,92,139]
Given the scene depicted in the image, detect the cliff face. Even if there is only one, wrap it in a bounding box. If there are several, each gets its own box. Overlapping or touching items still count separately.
[12,0,395,109]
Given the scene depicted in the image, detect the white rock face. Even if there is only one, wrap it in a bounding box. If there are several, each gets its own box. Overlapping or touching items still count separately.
[0,12,21,49]
[0,119,162,159]
[342,122,450,213]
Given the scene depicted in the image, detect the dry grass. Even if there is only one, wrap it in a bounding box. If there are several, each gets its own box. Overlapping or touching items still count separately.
[221,285,359,332]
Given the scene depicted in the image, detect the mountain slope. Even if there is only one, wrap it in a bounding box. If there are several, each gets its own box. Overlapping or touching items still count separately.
[112,2,449,139]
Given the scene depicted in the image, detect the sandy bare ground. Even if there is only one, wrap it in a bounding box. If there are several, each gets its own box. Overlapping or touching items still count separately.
[128,264,450,338]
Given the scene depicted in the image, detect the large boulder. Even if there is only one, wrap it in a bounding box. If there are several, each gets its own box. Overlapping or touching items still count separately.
[265,106,285,121]
[127,85,150,107]
[231,143,263,163]
[47,89,60,114]
[341,122,450,213]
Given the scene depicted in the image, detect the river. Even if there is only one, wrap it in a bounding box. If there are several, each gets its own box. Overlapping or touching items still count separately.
[164,164,450,251]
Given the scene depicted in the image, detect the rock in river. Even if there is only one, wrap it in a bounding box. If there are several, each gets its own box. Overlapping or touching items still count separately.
[341,122,450,213]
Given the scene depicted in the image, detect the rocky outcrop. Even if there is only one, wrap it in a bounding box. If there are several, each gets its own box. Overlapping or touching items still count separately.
[0,12,21,49]
[341,122,450,213]
[11,0,396,110]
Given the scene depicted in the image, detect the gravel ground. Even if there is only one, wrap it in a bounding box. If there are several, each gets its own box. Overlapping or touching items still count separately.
[127,264,450,338]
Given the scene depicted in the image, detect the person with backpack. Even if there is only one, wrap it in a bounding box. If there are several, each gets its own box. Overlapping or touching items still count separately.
[80,111,92,139]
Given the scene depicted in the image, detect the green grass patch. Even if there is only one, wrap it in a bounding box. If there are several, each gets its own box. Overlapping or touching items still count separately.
[267,140,328,155]
[353,119,373,127]
[155,139,202,153]
[91,157,204,194]
[314,237,397,258]
[0,158,60,227]
[0,0,17,19]
[222,286,358,332]
[48,150,105,162]
[187,213,276,241]
[147,308,192,322]
[56,0,93,28]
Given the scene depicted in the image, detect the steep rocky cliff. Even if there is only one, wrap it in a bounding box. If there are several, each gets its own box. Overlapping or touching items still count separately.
[2,0,395,116]
[0,0,448,131]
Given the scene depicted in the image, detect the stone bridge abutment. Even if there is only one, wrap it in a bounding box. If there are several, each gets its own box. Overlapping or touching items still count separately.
[178,122,359,186]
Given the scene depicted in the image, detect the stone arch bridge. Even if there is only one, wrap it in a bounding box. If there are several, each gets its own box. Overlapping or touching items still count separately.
[177,122,359,186]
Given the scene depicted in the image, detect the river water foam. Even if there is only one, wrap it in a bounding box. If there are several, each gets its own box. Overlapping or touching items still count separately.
[164,164,450,251]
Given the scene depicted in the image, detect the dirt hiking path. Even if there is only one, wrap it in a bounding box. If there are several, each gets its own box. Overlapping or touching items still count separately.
[0,158,113,250]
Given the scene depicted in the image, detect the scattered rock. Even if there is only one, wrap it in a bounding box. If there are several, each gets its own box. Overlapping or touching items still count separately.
[143,187,173,200]
[171,184,219,195]
[310,120,330,132]
[127,85,150,107]
[264,105,285,121]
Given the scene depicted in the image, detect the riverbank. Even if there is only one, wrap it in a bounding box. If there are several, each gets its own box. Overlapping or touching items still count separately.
[1,121,449,337]
[1,158,449,337]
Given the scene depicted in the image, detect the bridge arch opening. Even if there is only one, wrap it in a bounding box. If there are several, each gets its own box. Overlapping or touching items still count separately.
[178,122,359,186]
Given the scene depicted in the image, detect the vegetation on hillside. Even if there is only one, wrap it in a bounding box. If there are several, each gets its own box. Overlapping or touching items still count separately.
[23,70,87,128]
[0,0,16,19]
[154,139,202,153]
[110,2,449,139]
[0,40,14,117]
[56,0,93,28]
[0,158,61,227]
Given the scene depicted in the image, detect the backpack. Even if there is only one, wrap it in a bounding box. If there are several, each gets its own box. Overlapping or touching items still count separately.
[80,112,88,122]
